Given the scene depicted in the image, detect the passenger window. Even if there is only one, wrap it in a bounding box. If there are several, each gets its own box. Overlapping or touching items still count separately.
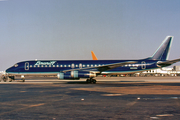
[57,65,59,67]
[87,65,89,67]
[30,65,32,68]
[60,65,63,67]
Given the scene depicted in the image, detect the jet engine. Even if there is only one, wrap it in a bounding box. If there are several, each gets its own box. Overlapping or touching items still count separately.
[57,71,96,80]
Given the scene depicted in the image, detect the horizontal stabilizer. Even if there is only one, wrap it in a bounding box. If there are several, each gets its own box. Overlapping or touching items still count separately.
[157,58,180,66]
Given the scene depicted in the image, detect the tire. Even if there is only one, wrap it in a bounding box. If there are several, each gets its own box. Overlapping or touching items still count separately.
[92,79,96,84]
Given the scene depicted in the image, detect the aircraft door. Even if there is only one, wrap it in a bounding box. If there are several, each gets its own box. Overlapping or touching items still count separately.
[71,63,75,68]
[25,62,29,70]
[141,61,146,69]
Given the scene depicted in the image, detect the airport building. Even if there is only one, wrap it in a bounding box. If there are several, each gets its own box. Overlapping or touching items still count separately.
[139,67,178,77]
[110,66,180,77]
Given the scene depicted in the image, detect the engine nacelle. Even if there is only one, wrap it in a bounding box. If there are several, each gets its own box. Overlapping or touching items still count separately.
[57,72,77,80]
[57,71,96,80]
[79,71,96,78]
[71,71,96,78]
[57,72,64,79]
[71,71,78,79]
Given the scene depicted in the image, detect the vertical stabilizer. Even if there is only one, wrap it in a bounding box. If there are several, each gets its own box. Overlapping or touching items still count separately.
[150,36,173,60]
[91,51,98,60]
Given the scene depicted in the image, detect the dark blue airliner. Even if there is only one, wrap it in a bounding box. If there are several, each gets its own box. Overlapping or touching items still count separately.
[6,36,180,83]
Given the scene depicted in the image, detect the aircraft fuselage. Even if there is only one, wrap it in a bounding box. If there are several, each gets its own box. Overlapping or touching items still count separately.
[6,59,161,76]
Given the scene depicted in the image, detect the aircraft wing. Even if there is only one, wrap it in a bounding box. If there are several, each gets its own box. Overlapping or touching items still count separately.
[157,58,180,66]
[62,61,137,73]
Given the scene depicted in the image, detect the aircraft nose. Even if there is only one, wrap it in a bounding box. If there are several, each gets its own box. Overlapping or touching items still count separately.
[6,67,14,73]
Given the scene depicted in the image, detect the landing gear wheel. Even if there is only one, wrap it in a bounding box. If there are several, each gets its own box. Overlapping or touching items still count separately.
[92,79,96,84]
[21,75,25,82]
[9,79,12,82]
[86,78,96,84]
[86,79,91,83]
[8,77,13,82]
[3,76,7,82]
[22,79,25,82]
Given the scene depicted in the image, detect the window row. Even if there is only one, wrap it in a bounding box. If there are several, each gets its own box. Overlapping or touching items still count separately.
[124,64,139,67]
[29,64,104,68]
[27,64,140,68]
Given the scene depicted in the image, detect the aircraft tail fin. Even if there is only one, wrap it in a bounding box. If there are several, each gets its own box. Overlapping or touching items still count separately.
[148,36,173,61]
[91,51,98,60]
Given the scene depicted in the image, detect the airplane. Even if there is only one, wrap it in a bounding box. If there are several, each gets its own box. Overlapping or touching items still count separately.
[5,36,180,83]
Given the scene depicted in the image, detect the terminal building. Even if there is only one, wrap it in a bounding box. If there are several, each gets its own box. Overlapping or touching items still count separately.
[131,66,180,77]
[109,66,180,77]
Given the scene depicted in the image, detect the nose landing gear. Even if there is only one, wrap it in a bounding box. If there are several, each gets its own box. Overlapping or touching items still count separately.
[0,76,15,82]
[21,75,25,82]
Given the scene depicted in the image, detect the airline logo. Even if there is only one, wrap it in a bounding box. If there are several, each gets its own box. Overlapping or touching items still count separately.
[35,61,56,66]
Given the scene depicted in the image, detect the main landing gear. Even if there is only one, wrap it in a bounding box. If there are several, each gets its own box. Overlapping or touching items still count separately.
[86,78,96,84]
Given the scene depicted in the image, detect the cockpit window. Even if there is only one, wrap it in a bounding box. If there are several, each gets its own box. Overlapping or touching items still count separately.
[14,64,18,67]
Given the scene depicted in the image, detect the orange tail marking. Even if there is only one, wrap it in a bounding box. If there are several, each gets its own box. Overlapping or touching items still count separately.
[91,51,98,60]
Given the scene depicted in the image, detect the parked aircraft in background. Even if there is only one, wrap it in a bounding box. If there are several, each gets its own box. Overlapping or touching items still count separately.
[91,51,98,60]
[5,36,180,83]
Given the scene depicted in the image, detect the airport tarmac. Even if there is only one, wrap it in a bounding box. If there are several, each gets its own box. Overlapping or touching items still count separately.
[0,77,180,119]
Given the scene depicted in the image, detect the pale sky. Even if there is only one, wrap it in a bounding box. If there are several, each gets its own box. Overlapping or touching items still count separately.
[1,0,180,70]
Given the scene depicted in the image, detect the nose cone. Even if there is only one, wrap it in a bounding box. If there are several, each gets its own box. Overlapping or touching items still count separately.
[6,67,15,73]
